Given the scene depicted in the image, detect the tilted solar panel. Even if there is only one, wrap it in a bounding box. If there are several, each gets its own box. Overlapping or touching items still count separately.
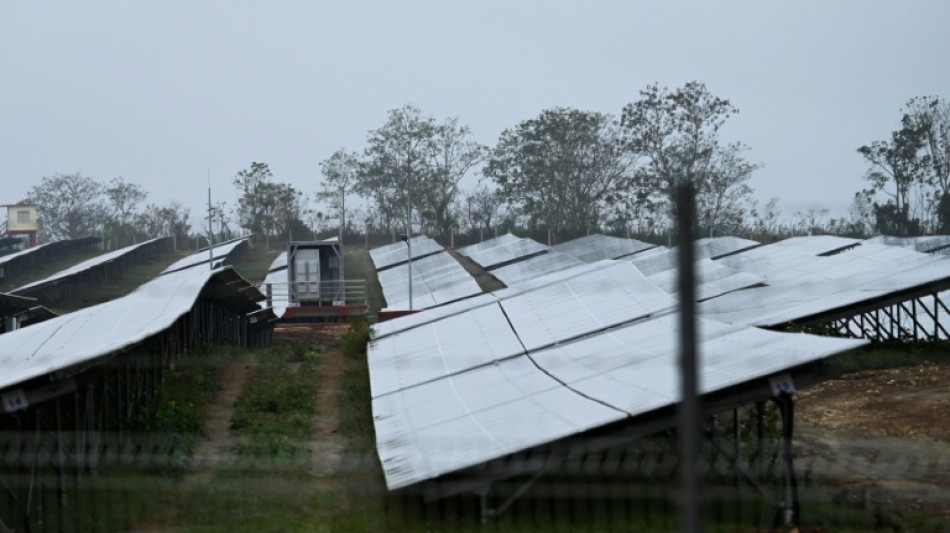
[553,234,656,262]
[459,237,549,270]
[491,251,585,286]
[370,236,444,270]
[13,237,169,293]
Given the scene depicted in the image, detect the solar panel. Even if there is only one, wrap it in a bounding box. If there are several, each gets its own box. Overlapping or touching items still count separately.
[161,237,249,274]
[627,249,765,300]
[713,236,864,284]
[372,261,615,340]
[491,251,586,286]
[531,315,865,417]
[0,242,56,267]
[374,355,623,490]
[376,251,482,310]
[692,236,760,259]
[0,266,265,392]
[699,249,950,327]
[370,235,444,270]
[865,235,950,253]
[499,261,675,352]
[553,234,656,262]
[459,237,549,270]
[12,237,169,293]
[455,233,521,257]
[372,304,867,490]
[369,303,525,397]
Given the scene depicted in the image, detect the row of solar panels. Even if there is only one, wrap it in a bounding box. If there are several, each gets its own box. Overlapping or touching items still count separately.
[0,236,272,410]
[371,233,764,311]
[370,235,483,310]
[0,236,252,335]
[367,232,950,492]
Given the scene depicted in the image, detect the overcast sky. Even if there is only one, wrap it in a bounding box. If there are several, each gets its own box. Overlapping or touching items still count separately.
[2,1,948,228]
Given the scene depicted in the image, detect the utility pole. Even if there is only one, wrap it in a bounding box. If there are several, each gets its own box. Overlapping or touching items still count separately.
[207,171,214,270]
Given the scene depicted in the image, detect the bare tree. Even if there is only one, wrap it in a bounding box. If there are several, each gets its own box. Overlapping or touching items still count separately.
[318,149,360,241]
[105,177,147,247]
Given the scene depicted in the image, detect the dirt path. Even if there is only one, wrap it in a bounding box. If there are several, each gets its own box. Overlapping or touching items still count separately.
[305,327,347,480]
[183,352,257,488]
[129,352,257,532]
[271,325,349,482]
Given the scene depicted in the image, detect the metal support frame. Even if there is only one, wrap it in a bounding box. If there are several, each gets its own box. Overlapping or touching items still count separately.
[418,364,833,526]
[792,284,950,342]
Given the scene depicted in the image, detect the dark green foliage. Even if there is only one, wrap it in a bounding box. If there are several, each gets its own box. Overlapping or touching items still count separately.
[342,319,372,360]
[829,340,950,374]
[340,321,375,443]
[873,201,922,236]
[134,348,230,465]
[485,107,634,242]
[230,345,317,443]
[936,192,950,233]
[232,161,309,242]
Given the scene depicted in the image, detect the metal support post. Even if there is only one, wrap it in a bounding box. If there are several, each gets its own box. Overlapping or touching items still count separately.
[772,393,800,529]
[676,183,704,533]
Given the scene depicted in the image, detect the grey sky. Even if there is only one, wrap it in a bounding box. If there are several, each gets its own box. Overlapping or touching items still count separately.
[2,1,948,228]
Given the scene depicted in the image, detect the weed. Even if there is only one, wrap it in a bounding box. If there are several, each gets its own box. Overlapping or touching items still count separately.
[231,344,317,455]
[342,319,372,360]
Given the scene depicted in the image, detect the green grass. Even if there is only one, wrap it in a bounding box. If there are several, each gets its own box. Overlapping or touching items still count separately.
[133,344,239,472]
[165,343,322,532]
[231,243,282,285]
[230,343,318,458]
[346,248,386,314]
[829,340,950,374]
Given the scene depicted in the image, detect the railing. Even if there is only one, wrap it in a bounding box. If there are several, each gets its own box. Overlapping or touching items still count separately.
[262,279,368,308]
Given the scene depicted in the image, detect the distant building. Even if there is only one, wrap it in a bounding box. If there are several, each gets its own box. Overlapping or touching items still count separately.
[3,202,38,247]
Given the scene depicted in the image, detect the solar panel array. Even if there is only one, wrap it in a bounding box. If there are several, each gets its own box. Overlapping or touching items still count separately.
[370,235,444,270]
[161,237,249,274]
[553,234,656,262]
[369,233,950,493]
[371,259,867,490]
[0,266,266,392]
[691,236,760,259]
[865,235,950,253]
[699,241,950,327]
[376,251,482,310]
[490,250,585,286]
[12,237,169,294]
[457,234,549,270]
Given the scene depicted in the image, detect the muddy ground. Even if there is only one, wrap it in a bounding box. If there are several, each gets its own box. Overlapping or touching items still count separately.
[795,363,950,522]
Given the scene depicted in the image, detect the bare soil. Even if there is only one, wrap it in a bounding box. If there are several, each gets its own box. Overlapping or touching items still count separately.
[795,363,950,521]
